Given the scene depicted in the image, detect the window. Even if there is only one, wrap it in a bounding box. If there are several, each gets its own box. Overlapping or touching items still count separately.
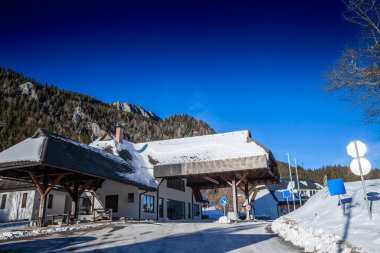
[167,178,185,191]
[188,203,191,219]
[1,194,7,209]
[21,193,28,208]
[193,204,200,216]
[143,195,155,213]
[167,199,185,220]
[47,194,54,209]
[128,193,134,203]
[105,195,119,212]
[159,198,164,218]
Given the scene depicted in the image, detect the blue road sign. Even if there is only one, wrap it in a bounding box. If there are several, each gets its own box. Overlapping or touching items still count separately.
[282,190,291,198]
[220,197,228,206]
[327,178,347,196]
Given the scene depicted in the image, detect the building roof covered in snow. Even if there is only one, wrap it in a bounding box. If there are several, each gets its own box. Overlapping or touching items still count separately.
[0,129,156,190]
[265,178,323,203]
[91,129,279,190]
[267,178,322,192]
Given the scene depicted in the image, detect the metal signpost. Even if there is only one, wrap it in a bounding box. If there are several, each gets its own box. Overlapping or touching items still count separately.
[294,158,302,206]
[347,140,372,220]
[327,178,347,215]
[282,190,291,214]
[287,153,296,211]
[220,197,228,217]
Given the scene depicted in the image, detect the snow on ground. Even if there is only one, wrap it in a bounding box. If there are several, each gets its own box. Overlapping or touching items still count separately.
[0,222,300,253]
[272,179,380,253]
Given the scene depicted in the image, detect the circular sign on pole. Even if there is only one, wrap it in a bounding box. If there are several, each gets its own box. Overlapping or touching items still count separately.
[220,197,228,206]
[350,157,371,176]
[347,140,367,158]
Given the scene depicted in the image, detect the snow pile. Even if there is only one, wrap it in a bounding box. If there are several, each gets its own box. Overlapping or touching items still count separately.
[218,216,231,224]
[0,221,124,241]
[272,179,380,253]
[90,139,157,188]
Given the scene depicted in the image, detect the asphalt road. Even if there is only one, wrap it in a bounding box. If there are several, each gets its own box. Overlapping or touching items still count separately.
[0,221,300,253]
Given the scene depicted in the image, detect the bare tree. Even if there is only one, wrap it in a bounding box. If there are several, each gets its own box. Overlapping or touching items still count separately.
[326,0,380,123]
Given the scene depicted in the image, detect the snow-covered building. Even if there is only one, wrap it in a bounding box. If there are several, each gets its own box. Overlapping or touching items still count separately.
[0,127,279,225]
[253,178,322,220]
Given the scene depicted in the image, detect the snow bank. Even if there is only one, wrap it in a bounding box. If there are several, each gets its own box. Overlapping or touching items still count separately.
[218,216,231,224]
[0,222,124,241]
[272,179,380,253]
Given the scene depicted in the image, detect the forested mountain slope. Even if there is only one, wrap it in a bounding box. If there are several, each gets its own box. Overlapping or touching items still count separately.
[0,67,215,151]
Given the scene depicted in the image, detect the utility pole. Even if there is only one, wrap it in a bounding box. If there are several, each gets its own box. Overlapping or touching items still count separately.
[294,158,302,206]
[287,153,296,211]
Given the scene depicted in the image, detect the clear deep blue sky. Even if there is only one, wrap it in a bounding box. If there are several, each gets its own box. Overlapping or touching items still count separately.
[1,0,379,168]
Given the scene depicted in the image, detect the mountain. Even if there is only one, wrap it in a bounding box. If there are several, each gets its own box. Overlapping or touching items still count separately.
[113,101,160,121]
[0,67,215,151]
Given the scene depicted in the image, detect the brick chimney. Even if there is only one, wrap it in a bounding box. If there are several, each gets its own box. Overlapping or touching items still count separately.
[115,125,124,144]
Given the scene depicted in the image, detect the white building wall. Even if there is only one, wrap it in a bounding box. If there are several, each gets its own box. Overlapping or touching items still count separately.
[95,179,203,221]
[0,188,37,222]
[95,180,141,219]
[43,191,70,216]
[253,189,279,220]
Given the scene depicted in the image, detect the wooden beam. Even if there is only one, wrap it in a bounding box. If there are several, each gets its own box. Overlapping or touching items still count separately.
[248,182,258,192]
[79,181,94,196]
[236,172,250,186]
[203,176,219,185]
[63,183,75,200]
[45,174,66,195]
[28,172,44,196]
[220,175,233,187]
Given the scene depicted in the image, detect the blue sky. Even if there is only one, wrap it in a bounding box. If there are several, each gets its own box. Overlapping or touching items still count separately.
[1,0,379,168]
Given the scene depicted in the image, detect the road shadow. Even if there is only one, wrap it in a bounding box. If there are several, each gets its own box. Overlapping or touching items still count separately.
[0,224,283,253]
[75,224,278,253]
[0,236,97,253]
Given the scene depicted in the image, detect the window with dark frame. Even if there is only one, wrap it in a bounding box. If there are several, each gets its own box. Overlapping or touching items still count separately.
[188,203,191,219]
[0,194,6,209]
[47,194,54,209]
[159,198,164,218]
[193,204,200,216]
[128,193,134,203]
[167,178,185,191]
[21,193,28,208]
[105,195,119,212]
[143,195,155,213]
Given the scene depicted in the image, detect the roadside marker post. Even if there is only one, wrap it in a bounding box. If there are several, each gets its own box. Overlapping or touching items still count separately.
[347,140,372,220]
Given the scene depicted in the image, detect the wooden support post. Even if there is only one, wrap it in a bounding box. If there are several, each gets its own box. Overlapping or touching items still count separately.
[244,183,250,221]
[232,178,238,220]
[73,182,79,221]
